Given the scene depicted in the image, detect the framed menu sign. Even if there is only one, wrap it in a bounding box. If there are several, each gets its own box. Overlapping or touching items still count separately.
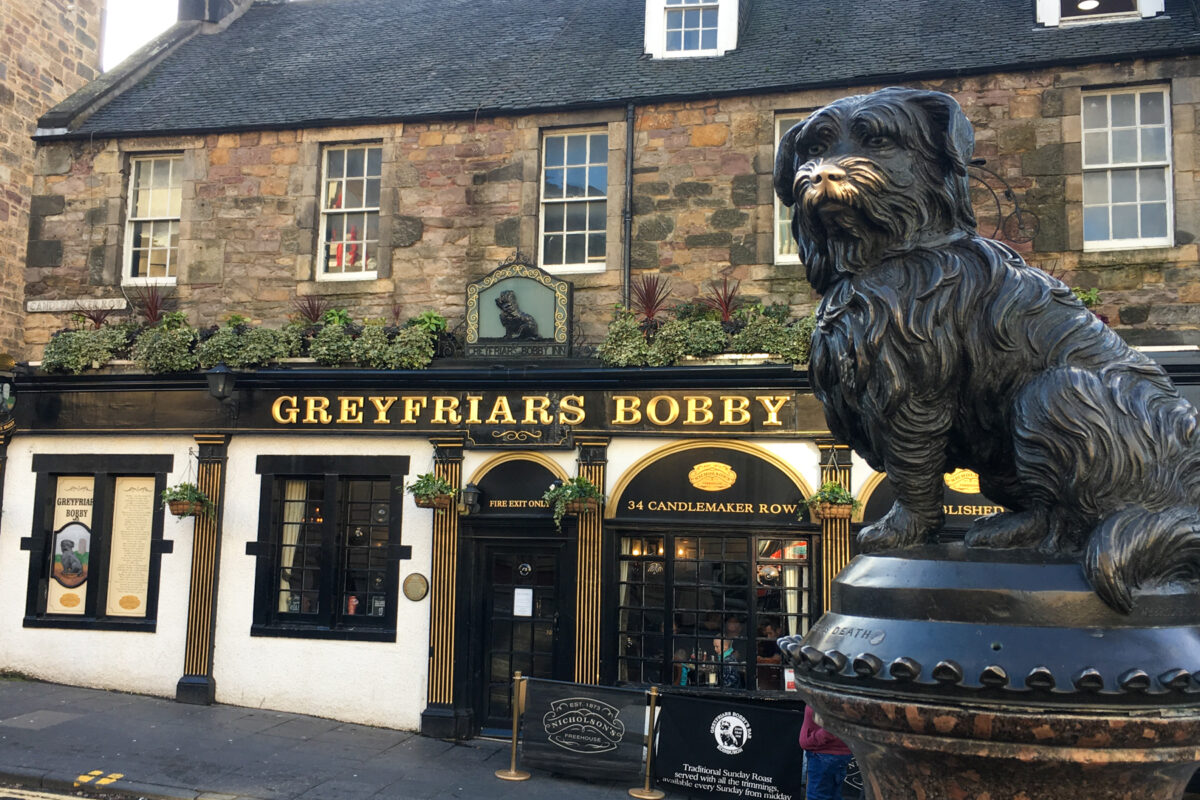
[106,477,156,617]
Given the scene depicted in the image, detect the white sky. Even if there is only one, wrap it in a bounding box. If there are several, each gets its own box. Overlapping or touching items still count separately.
[102,0,179,72]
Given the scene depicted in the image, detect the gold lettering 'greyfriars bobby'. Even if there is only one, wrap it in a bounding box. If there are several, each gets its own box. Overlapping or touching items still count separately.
[774,87,1200,613]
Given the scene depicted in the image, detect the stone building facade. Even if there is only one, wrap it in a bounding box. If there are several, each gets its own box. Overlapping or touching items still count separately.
[24,53,1200,354]
[1,0,102,355]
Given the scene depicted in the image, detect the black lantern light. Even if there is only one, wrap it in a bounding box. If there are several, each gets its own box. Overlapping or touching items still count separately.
[458,483,482,516]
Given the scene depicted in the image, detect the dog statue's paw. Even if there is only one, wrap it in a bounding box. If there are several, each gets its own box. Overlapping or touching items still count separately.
[965,509,1047,549]
[856,504,937,552]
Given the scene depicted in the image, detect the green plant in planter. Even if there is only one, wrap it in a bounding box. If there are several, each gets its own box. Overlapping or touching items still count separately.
[406,472,455,508]
[132,324,198,373]
[161,482,215,519]
[728,307,790,356]
[41,325,131,373]
[597,307,651,367]
[197,323,292,368]
[406,310,448,336]
[350,322,435,369]
[802,481,861,520]
[308,322,354,365]
[647,318,727,366]
[542,476,605,530]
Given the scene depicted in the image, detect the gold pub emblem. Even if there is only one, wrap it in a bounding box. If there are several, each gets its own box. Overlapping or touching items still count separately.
[943,468,982,494]
[688,462,737,492]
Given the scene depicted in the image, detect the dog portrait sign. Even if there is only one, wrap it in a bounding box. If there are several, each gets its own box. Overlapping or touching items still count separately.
[464,253,572,359]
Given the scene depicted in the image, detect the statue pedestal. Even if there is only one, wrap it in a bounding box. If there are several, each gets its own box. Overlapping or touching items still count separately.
[804,683,1200,800]
[788,545,1200,800]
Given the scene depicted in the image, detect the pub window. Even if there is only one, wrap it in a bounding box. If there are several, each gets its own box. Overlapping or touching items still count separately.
[617,532,812,691]
[1081,87,1172,250]
[774,112,807,263]
[250,456,410,641]
[318,143,382,279]
[22,455,174,630]
[123,154,182,283]
[540,129,608,273]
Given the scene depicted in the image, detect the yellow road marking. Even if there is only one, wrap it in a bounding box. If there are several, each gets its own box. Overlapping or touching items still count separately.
[95,773,123,785]
[73,769,104,785]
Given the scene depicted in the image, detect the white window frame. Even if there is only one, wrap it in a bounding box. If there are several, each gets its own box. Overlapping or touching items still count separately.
[122,154,182,285]
[317,142,382,282]
[1080,86,1173,252]
[774,112,808,264]
[644,0,739,58]
[1037,0,1162,26]
[539,129,609,275]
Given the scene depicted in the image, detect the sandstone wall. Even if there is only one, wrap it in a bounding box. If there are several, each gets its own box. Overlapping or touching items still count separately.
[25,55,1200,355]
[2,0,102,356]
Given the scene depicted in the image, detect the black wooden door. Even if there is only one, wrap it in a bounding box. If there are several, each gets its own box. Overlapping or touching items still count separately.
[477,541,571,730]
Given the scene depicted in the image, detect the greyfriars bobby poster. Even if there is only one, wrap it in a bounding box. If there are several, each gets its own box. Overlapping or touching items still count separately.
[465,254,572,358]
[520,679,644,782]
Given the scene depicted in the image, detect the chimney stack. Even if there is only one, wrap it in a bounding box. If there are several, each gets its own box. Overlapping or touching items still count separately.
[178,0,238,23]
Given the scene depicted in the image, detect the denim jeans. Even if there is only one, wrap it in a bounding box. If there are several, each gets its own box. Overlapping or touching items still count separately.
[804,752,852,800]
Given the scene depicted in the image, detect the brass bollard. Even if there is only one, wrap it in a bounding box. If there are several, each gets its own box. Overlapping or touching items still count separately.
[628,685,665,799]
[495,671,531,781]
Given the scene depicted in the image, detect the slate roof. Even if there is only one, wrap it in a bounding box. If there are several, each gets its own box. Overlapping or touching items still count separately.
[45,0,1200,139]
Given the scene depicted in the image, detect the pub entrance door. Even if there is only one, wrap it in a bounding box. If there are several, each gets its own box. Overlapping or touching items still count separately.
[470,535,575,732]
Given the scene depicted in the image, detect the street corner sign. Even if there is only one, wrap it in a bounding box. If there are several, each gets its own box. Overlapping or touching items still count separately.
[521,679,645,783]
[654,693,805,800]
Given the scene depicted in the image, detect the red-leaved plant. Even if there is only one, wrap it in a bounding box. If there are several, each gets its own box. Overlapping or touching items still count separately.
[630,273,672,336]
[124,284,174,326]
[291,294,333,326]
[701,277,742,330]
[74,305,118,329]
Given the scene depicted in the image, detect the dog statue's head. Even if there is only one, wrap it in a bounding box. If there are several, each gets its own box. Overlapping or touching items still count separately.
[60,539,75,552]
[496,290,517,312]
[774,88,977,291]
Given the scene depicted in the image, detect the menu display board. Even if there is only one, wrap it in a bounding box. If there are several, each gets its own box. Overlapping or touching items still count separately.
[105,477,155,617]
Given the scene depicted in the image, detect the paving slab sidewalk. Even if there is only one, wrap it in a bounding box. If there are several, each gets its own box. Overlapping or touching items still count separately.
[0,679,631,800]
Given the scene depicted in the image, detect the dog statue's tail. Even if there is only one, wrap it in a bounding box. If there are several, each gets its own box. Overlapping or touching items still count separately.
[1085,505,1200,613]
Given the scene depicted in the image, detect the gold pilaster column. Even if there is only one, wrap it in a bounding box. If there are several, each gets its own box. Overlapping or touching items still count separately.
[818,440,853,614]
[426,439,463,706]
[176,433,229,705]
[574,437,608,684]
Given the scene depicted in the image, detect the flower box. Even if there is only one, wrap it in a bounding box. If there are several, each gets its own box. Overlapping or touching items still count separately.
[564,497,600,515]
[414,494,453,510]
[812,501,854,521]
[168,499,208,517]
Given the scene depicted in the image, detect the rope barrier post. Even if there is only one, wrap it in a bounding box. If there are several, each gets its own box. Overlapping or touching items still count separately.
[495,671,531,782]
[628,685,665,799]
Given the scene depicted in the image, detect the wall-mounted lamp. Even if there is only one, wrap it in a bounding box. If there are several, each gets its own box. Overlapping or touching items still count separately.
[458,483,482,516]
[206,362,239,419]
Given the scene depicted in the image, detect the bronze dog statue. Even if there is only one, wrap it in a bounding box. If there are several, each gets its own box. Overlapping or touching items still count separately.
[496,289,539,339]
[774,87,1200,612]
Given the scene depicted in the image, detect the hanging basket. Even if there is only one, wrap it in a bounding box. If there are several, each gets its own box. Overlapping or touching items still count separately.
[414,494,453,510]
[812,501,854,521]
[168,499,207,517]
[564,497,601,515]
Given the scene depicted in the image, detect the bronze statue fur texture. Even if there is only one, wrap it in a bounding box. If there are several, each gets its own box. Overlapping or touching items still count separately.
[774,87,1200,613]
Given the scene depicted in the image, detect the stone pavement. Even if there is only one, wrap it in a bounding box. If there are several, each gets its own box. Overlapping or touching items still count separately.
[0,678,638,800]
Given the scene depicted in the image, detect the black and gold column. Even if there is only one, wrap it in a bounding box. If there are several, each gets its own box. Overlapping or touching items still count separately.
[421,438,468,738]
[574,437,608,684]
[818,439,853,613]
[176,434,229,705]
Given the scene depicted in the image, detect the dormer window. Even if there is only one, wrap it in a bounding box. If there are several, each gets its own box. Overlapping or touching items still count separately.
[665,0,718,52]
[1037,0,1162,25]
[645,0,739,58]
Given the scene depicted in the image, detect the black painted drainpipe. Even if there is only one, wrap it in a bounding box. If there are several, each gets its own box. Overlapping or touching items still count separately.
[623,101,635,308]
